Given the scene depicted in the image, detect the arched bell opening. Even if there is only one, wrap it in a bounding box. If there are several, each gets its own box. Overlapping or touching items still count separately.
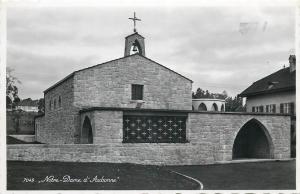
[130,40,142,55]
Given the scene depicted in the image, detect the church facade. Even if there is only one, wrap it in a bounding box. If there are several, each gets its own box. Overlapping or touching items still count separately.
[35,32,192,144]
[21,16,292,165]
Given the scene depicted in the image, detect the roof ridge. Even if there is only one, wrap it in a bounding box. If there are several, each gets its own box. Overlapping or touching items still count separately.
[252,67,288,84]
[125,32,145,39]
[44,53,193,93]
[44,54,136,93]
[137,55,193,83]
[239,66,295,97]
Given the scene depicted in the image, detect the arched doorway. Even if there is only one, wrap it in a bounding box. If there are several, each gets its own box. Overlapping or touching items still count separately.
[82,116,93,144]
[198,103,207,111]
[232,119,274,159]
[211,103,218,111]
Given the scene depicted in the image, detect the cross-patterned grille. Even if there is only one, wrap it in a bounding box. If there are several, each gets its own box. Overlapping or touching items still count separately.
[123,115,187,143]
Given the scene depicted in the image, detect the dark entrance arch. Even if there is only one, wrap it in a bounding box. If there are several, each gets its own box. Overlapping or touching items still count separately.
[232,119,274,159]
[82,116,93,144]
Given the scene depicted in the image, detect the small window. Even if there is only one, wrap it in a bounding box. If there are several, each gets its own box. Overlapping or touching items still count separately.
[131,84,143,100]
[280,103,284,113]
[54,99,56,109]
[49,100,52,110]
[280,103,293,114]
[290,102,295,114]
[252,107,255,112]
[58,96,61,107]
[271,104,276,113]
[266,105,269,113]
[259,106,264,112]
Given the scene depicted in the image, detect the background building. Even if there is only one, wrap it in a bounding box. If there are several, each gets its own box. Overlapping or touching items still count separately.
[16,98,39,112]
[239,55,295,115]
[192,99,225,112]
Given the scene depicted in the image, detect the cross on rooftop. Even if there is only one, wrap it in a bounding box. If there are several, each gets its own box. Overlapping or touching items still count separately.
[129,12,141,32]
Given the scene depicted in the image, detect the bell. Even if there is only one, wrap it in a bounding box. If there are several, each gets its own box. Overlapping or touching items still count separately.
[132,45,138,52]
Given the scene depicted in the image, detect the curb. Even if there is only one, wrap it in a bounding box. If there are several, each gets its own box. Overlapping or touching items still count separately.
[215,158,295,164]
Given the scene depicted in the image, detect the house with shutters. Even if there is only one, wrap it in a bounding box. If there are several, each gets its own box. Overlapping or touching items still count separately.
[239,55,296,115]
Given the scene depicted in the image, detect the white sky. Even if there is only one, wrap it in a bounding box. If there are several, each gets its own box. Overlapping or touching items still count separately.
[6,4,295,99]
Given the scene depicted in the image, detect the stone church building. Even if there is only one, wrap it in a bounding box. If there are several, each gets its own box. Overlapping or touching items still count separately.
[16,16,291,165]
[35,31,192,144]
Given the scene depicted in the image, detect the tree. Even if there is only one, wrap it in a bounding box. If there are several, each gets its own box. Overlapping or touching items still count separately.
[38,98,45,113]
[225,96,245,112]
[6,67,21,109]
[192,87,227,99]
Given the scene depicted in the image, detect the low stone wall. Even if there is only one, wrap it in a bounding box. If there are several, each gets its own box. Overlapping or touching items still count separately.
[9,110,291,165]
[187,113,291,161]
[7,143,214,165]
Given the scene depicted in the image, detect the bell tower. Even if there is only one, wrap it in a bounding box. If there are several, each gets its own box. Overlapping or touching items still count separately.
[124,12,145,57]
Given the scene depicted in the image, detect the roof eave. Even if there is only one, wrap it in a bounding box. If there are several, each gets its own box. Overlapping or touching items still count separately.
[239,86,295,97]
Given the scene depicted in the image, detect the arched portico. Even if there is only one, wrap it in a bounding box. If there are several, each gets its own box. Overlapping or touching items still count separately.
[232,118,274,159]
[82,116,93,144]
[221,104,225,112]
[211,103,218,111]
[192,99,225,112]
[198,103,207,111]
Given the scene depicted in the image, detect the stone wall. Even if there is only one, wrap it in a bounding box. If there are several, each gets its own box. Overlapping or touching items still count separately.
[35,115,45,143]
[187,113,290,161]
[11,111,291,165]
[37,54,192,144]
[41,76,79,144]
[80,111,123,144]
[7,144,214,165]
[73,54,192,110]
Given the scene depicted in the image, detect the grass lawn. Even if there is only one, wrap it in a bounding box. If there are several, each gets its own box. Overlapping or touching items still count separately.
[7,161,198,190]
[7,160,295,190]
[167,160,296,190]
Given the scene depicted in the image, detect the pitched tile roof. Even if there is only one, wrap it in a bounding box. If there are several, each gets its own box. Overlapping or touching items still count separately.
[18,98,39,107]
[239,67,295,97]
